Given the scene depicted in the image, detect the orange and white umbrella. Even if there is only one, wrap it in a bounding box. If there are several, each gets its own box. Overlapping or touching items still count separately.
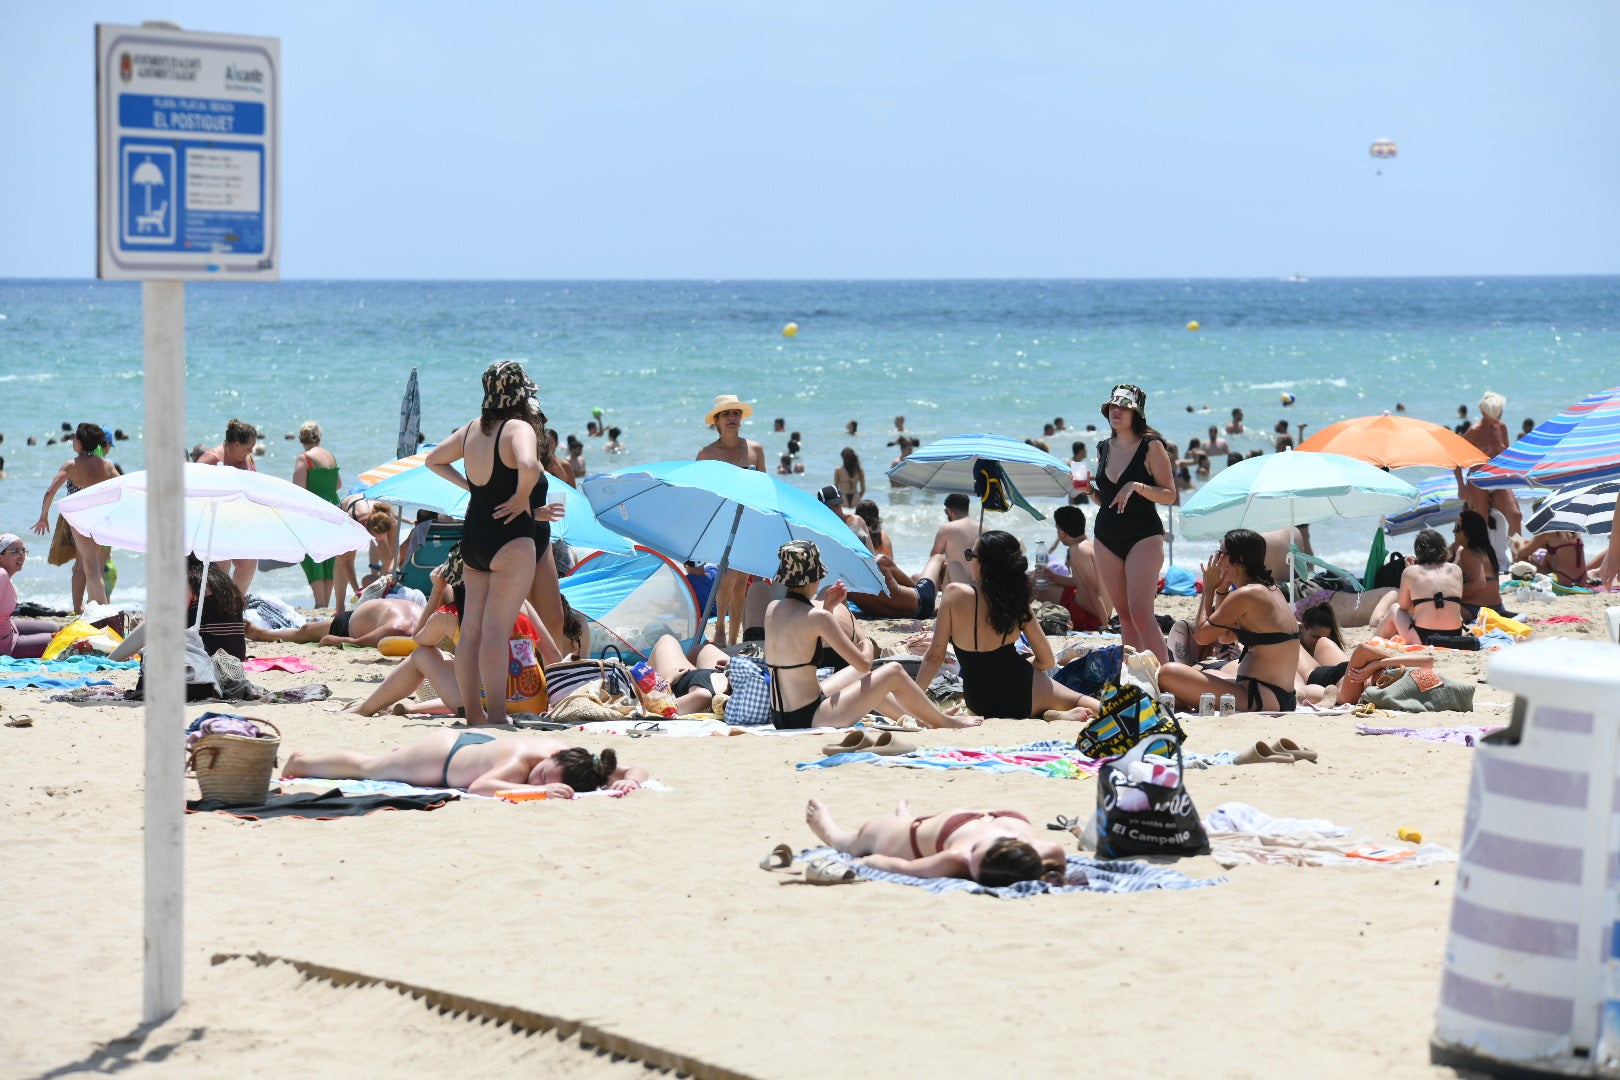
[358,448,432,487]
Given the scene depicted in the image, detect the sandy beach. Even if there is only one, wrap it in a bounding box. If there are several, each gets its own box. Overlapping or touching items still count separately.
[3,591,1616,1078]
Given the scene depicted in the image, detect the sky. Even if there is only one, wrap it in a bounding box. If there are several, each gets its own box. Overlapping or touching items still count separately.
[3,1,1618,280]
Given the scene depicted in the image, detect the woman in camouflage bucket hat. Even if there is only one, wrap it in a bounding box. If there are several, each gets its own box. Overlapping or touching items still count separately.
[424,361,565,726]
[763,540,982,732]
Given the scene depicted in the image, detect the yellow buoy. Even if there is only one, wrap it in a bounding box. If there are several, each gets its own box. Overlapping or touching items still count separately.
[1185,320,1200,332]
[782,322,799,337]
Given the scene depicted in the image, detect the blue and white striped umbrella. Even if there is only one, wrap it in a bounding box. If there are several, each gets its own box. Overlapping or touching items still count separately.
[886,432,1073,498]
[1524,479,1620,537]
[1466,385,1620,489]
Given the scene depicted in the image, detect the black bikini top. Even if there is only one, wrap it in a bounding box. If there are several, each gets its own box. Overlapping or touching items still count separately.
[1412,593,1464,609]
[1209,622,1300,649]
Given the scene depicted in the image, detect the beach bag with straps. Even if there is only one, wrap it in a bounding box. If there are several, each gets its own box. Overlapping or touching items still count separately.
[1094,734,1210,859]
[543,649,637,707]
[1075,681,1183,760]
[185,713,280,806]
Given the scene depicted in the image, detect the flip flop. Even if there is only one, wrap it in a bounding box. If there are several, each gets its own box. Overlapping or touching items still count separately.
[822,730,876,755]
[1233,740,1294,764]
[867,731,916,757]
[803,857,861,885]
[864,715,923,733]
[5,714,34,728]
[759,843,795,872]
[1271,737,1318,763]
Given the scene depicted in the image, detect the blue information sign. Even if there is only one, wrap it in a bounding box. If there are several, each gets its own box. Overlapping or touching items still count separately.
[97,25,280,281]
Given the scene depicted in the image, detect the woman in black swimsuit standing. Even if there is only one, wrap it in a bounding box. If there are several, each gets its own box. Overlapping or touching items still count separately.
[424,361,548,726]
[1089,385,1178,662]
[1158,528,1302,712]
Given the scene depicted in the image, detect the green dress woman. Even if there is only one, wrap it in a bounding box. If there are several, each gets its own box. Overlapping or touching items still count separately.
[294,421,343,608]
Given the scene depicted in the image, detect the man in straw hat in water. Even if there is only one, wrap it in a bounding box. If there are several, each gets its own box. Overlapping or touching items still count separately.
[696,394,766,645]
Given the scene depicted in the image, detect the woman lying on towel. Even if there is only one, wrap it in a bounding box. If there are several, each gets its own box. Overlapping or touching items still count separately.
[915,529,1097,722]
[284,732,646,799]
[805,797,1066,887]
[764,540,980,730]
[1291,603,1438,706]
[1158,528,1302,713]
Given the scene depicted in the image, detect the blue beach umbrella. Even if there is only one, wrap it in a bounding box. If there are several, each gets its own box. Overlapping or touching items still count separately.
[1384,473,1469,536]
[363,454,633,555]
[1466,385,1620,490]
[581,461,884,627]
[886,433,1074,499]
[1179,452,1419,541]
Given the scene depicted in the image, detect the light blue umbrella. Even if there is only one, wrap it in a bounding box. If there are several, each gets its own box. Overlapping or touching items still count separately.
[363,451,633,555]
[886,433,1073,498]
[581,461,884,627]
[1179,451,1419,541]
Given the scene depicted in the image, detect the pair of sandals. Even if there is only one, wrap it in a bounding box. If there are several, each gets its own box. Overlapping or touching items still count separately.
[821,729,915,757]
[1233,737,1319,765]
[759,843,861,885]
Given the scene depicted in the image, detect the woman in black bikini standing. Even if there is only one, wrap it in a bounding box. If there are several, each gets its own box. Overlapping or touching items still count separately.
[1089,385,1178,662]
[1158,528,1302,712]
[763,540,979,730]
[425,361,550,726]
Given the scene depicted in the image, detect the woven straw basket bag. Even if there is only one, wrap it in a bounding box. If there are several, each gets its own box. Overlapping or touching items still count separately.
[187,718,281,805]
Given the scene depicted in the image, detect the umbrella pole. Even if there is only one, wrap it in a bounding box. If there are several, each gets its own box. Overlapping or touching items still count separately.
[696,503,746,646]
[141,281,187,1024]
[194,507,217,632]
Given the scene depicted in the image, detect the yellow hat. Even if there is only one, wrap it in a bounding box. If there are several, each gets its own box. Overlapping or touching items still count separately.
[704,394,754,427]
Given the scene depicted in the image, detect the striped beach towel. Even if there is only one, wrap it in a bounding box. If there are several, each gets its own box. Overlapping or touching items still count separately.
[796,846,1223,897]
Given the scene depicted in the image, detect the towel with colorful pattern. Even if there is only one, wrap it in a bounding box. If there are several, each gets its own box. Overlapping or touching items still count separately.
[795,738,1099,778]
[796,846,1223,897]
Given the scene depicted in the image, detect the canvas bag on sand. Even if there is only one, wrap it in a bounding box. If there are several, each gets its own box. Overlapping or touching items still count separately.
[1092,734,1210,859]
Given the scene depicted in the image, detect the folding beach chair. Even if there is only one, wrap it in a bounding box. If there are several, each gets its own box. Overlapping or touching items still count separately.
[1289,546,1365,594]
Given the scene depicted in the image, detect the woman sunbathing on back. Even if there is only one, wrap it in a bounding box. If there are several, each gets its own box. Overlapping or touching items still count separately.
[805,797,1067,886]
[284,731,646,799]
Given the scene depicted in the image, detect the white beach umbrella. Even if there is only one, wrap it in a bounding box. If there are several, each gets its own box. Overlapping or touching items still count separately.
[59,463,373,564]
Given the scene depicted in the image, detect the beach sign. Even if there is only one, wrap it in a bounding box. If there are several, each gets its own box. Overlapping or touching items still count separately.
[96,23,280,280]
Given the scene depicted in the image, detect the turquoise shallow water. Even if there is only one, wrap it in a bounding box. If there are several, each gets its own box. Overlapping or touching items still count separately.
[2,276,1615,607]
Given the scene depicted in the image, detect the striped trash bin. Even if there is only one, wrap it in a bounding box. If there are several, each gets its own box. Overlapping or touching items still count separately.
[1432,638,1620,1076]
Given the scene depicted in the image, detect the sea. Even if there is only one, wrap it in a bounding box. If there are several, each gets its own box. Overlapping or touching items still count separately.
[2,276,1616,610]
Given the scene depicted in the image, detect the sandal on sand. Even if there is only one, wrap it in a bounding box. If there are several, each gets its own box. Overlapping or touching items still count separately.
[803,857,861,885]
[822,730,876,755]
[1271,737,1318,763]
[5,714,34,728]
[865,715,923,733]
[1233,740,1295,765]
[759,843,795,872]
[867,731,916,757]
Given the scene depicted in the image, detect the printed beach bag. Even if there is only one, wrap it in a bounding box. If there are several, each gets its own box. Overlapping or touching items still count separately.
[481,615,548,714]
[1075,681,1183,760]
[1094,734,1210,859]
[719,655,772,726]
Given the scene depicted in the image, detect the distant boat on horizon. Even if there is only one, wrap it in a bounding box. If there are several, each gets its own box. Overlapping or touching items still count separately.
[1284,273,1309,283]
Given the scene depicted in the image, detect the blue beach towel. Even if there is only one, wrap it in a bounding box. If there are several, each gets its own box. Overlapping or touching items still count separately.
[0,675,115,690]
[0,656,140,674]
[798,847,1223,898]
[796,738,1090,777]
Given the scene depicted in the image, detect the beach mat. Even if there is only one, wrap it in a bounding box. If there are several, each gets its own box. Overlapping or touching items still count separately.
[795,846,1223,897]
[187,787,457,819]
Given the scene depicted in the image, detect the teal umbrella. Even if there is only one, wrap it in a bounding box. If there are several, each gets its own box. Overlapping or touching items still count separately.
[1179,452,1419,541]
